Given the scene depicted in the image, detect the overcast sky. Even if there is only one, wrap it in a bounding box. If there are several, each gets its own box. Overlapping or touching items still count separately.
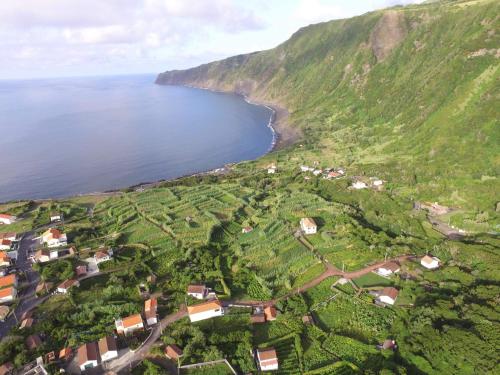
[0,0,423,79]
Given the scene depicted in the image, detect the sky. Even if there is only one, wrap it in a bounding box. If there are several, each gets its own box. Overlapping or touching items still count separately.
[0,0,423,80]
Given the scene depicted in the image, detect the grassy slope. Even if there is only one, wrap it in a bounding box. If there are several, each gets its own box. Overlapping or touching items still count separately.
[157,0,499,219]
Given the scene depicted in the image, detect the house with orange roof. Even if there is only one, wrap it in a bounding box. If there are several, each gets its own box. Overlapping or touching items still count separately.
[256,348,279,371]
[78,342,99,371]
[0,252,10,267]
[59,347,72,362]
[187,300,224,322]
[0,287,17,303]
[144,298,158,325]
[98,336,118,362]
[0,274,17,289]
[42,228,67,248]
[187,284,207,300]
[0,233,16,242]
[94,247,113,264]
[377,287,399,305]
[165,344,183,360]
[115,313,144,335]
[300,217,317,235]
[0,214,16,225]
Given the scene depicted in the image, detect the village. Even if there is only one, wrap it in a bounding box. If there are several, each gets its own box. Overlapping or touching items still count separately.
[0,183,449,375]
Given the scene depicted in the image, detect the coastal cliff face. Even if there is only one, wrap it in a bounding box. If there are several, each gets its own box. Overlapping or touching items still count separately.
[156,0,499,210]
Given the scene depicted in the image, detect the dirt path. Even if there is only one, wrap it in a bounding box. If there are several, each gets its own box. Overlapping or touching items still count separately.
[228,254,415,307]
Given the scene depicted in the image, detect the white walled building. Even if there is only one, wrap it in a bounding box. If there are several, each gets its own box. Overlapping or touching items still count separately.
[300,218,317,235]
[187,300,224,322]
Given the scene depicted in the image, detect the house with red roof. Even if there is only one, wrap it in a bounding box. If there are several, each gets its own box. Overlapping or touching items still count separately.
[256,348,279,371]
[115,314,144,335]
[377,287,399,305]
[0,214,16,225]
[42,228,67,248]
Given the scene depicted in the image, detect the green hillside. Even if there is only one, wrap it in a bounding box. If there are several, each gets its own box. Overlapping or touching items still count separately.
[157,0,499,227]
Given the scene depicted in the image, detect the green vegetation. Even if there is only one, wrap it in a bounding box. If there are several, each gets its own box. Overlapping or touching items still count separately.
[0,1,498,374]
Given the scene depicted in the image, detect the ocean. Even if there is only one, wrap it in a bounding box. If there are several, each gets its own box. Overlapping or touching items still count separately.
[0,74,274,202]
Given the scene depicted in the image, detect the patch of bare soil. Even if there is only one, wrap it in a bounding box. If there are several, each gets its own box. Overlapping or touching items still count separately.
[370,10,407,62]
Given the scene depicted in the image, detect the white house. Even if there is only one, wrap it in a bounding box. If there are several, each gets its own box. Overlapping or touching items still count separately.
[300,165,310,172]
[352,181,367,189]
[420,255,440,270]
[187,300,224,322]
[0,240,11,251]
[57,279,79,294]
[377,287,399,305]
[372,179,384,187]
[256,348,279,372]
[42,228,67,248]
[144,298,158,325]
[300,218,317,235]
[49,250,59,260]
[50,212,63,223]
[0,287,17,303]
[94,247,113,263]
[78,342,99,371]
[376,262,400,277]
[0,214,16,225]
[115,314,144,335]
[313,169,322,176]
[98,336,118,362]
[187,284,207,300]
[267,164,277,174]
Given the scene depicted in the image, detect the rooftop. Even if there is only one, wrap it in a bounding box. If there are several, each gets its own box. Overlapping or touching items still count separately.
[187,300,222,315]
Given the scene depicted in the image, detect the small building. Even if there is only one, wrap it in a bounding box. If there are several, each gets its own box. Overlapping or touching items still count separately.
[300,218,317,235]
[25,334,42,350]
[256,348,279,372]
[421,255,440,270]
[377,287,399,306]
[41,228,67,248]
[98,336,118,362]
[0,362,13,375]
[187,300,224,322]
[49,212,63,223]
[94,247,113,264]
[0,274,17,289]
[44,351,56,364]
[58,347,72,362]
[0,252,10,267]
[352,181,367,190]
[372,179,384,187]
[187,284,207,300]
[144,298,158,325]
[264,306,277,321]
[78,342,99,371]
[35,249,51,263]
[57,279,79,294]
[313,169,322,176]
[0,233,16,242]
[164,344,183,360]
[250,313,266,324]
[49,249,59,260]
[0,287,16,303]
[76,265,87,277]
[20,318,34,329]
[241,226,253,234]
[115,313,144,335]
[0,214,16,225]
[376,262,400,277]
[300,165,310,172]
[267,163,277,174]
[0,240,11,251]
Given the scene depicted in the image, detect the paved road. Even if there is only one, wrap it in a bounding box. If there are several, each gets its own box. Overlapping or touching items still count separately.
[0,232,41,339]
[105,306,187,374]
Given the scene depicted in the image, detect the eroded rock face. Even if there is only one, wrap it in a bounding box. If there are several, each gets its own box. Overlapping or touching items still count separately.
[370,10,407,62]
